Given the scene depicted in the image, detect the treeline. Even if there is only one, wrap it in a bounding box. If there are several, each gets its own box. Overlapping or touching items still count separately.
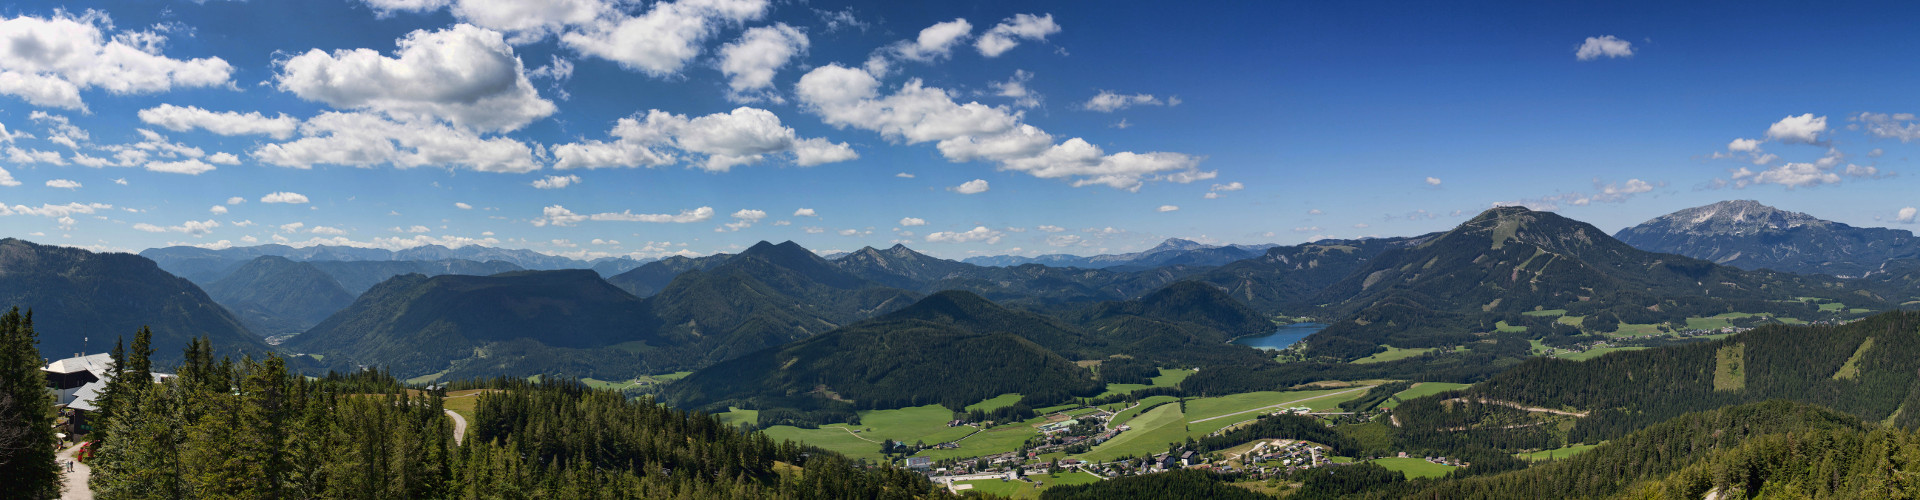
[78,331,950,499]
[1038,469,1267,500]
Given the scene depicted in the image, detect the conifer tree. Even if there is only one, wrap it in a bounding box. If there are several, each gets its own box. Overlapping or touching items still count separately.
[0,307,60,499]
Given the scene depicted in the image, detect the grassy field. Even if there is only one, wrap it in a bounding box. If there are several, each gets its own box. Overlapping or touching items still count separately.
[1369,457,1457,479]
[1518,442,1603,461]
[762,425,886,460]
[1686,312,1758,330]
[1557,315,1586,326]
[967,393,1024,412]
[1183,388,1369,437]
[1352,347,1435,364]
[715,407,758,427]
[1380,382,1471,409]
[1494,321,1528,333]
[1609,323,1666,336]
[955,472,1101,499]
[442,389,494,423]
[760,404,978,461]
[1108,396,1178,428]
[1097,368,1194,398]
[1079,403,1186,462]
[1522,309,1567,317]
[912,422,1035,462]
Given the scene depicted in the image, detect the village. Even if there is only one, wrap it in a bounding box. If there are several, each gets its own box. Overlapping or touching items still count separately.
[920,399,1468,495]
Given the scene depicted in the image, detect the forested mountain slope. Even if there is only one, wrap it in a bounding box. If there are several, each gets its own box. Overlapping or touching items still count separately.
[1297,206,1880,359]
[605,253,730,297]
[203,256,356,336]
[0,238,269,365]
[306,258,525,295]
[665,290,1104,423]
[287,270,671,380]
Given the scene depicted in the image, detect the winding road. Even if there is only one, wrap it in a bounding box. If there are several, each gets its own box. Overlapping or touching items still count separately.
[445,410,468,445]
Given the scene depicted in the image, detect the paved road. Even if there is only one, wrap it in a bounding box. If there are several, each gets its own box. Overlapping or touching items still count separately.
[58,442,92,500]
[445,410,468,445]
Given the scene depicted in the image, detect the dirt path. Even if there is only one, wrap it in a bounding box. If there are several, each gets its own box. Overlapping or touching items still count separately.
[58,442,92,500]
[1188,386,1374,424]
[836,426,879,443]
[1445,397,1588,417]
[445,410,468,445]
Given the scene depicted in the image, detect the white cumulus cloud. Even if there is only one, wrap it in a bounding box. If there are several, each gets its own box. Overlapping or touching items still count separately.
[138,104,299,139]
[531,174,581,189]
[532,204,714,227]
[276,24,556,132]
[925,226,1002,244]
[975,13,1059,57]
[898,217,926,226]
[44,179,80,190]
[261,191,310,204]
[553,106,855,171]
[718,23,807,103]
[1157,205,1179,212]
[1765,113,1827,145]
[1575,35,1633,61]
[1897,207,1917,224]
[793,208,817,217]
[951,179,990,194]
[560,0,771,77]
[0,11,234,110]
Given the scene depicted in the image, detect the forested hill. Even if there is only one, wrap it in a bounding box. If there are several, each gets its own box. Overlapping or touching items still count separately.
[1615,199,1920,277]
[287,270,672,380]
[1295,206,1883,359]
[1189,235,1431,313]
[203,256,356,336]
[306,258,526,295]
[0,238,269,365]
[1465,310,1920,436]
[665,290,1103,425]
[642,241,924,365]
[605,253,730,297]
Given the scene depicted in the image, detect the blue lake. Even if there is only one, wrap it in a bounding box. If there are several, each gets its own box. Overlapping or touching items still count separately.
[1231,322,1328,350]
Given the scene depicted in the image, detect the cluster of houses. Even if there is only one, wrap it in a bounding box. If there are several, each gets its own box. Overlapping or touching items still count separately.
[41,352,172,439]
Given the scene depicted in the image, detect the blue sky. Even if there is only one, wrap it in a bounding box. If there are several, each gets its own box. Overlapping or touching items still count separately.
[2,0,1918,260]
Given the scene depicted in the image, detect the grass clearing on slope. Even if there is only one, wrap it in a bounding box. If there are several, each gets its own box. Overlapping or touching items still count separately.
[1835,337,1875,380]
[1518,442,1604,461]
[1384,382,1471,408]
[1352,347,1434,364]
[1097,368,1194,398]
[1522,309,1567,317]
[1184,388,1370,437]
[967,393,1023,412]
[1561,346,1648,361]
[715,407,758,427]
[1369,457,1457,479]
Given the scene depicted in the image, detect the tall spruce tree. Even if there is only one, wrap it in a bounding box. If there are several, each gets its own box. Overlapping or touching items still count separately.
[0,307,61,499]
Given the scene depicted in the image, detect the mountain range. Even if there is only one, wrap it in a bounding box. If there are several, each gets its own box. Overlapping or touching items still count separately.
[138,243,637,284]
[1615,199,1920,277]
[961,238,1280,270]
